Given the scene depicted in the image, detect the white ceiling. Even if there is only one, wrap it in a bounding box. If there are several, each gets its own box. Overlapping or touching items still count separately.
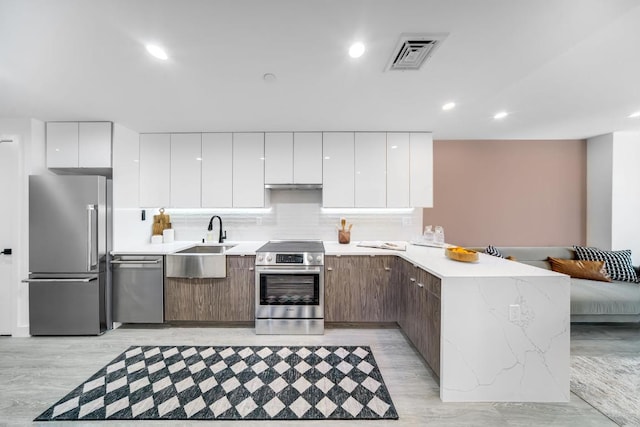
[1,0,640,139]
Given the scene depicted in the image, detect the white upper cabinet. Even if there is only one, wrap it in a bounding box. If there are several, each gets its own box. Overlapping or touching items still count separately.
[265,132,293,184]
[323,132,354,207]
[233,133,265,207]
[139,133,170,207]
[47,121,112,168]
[410,132,434,207]
[355,132,386,207]
[170,133,201,208]
[293,132,322,184]
[78,122,112,167]
[112,124,140,209]
[386,133,410,207]
[46,122,79,168]
[202,133,233,208]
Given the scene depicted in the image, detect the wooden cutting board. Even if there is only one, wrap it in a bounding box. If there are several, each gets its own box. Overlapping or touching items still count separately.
[152,208,171,235]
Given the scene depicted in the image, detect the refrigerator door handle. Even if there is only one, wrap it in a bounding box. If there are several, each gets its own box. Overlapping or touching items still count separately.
[22,277,98,283]
[87,204,97,271]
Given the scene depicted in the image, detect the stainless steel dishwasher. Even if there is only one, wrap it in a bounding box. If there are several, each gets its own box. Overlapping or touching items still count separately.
[111,255,164,323]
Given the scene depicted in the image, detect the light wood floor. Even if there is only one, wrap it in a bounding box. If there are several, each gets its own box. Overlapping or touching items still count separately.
[1,323,637,426]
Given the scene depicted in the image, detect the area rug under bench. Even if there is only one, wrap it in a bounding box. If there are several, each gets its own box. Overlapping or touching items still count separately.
[36,345,398,421]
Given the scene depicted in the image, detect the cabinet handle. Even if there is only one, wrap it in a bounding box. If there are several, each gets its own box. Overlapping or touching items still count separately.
[417,283,424,288]
[370,254,376,258]
[327,267,333,271]
[409,277,416,282]
[249,267,254,271]
[384,267,391,271]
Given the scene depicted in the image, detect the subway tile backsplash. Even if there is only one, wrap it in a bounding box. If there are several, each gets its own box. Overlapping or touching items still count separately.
[113,190,422,249]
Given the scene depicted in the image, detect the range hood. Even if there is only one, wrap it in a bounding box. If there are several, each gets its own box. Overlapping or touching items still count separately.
[265,184,322,190]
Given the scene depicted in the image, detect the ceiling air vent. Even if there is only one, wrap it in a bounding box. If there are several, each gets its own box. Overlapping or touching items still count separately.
[386,33,448,71]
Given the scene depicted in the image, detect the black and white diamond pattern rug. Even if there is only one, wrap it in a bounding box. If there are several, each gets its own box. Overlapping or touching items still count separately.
[35,345,398,421]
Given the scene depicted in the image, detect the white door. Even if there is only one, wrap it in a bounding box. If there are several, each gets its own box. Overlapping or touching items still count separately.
[387,133,410,207]
[322,132,354,207]
[202,133,233,208]
[232,133,265,207]
[170,133,202,208]
[265,132,293,184]
[293,132,323,184]
[0,136,18,335]
[139,133,171,207]
[355,132,386,207]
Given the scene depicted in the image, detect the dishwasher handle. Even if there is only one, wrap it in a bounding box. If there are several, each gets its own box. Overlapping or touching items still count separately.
[111,259,162,265]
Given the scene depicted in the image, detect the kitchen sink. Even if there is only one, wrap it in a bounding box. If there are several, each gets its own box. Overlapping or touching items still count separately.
[165,244,236,278]
[176,244,235,254]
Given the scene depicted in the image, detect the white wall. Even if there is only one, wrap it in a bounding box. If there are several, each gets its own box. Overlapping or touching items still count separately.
[587,131,640,264]
[0,118,46,337]
[586,133,613,250]
[611,132,640,263]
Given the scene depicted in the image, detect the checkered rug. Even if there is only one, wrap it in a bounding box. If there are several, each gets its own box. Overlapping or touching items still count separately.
[35,345,398,421]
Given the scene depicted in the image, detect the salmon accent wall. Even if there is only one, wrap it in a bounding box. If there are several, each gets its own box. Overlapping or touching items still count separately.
[424,140,586,247]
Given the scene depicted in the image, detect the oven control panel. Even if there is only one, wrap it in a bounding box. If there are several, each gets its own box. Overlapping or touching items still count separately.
[256,252,324,266]
[276,254,303,264]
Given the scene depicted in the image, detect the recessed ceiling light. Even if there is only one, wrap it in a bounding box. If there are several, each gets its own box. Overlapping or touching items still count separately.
[391,145,398,149]
[442,102,456,111]
[349,42,365,58]
[146,44,168,60]
[629,111,640,118]
[494,111,508,120]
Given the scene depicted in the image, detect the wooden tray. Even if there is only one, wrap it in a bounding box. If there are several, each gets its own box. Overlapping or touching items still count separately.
[445,246,479,263]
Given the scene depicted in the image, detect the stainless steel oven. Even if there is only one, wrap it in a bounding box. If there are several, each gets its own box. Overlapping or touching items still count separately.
[255,241,324,334]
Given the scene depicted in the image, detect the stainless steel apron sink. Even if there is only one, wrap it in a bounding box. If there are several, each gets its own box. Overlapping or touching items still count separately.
[165,244,236,278]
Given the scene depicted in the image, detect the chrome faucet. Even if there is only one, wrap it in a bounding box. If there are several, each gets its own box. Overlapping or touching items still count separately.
[207,215,227,243]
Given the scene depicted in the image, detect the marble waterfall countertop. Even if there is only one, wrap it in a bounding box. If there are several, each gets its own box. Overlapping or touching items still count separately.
[113,240,565,280]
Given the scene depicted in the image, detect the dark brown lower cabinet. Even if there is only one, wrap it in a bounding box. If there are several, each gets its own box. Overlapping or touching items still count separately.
[397,259,441,378]
[164,255,255,321]
[325,256,396,322]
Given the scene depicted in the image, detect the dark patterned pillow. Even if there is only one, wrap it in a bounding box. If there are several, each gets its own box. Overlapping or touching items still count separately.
[573,246,639,283]
[485,245,504,258]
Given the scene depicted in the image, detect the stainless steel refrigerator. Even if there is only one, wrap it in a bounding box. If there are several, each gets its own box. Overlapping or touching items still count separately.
[25,174,112,335]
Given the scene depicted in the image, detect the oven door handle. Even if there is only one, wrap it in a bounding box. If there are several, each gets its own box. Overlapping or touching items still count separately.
[256,268,322,275]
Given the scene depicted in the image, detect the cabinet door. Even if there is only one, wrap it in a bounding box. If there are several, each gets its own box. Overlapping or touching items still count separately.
[46,122,79,168]
[324,256,347,322]
[322,132,354,207]
[426,291,441,377]
[410,132,434,207]
[170,133,201,208]
[233,133,265,207]
[112,123,140,208]
[164,256,255,321]
[355,132,386,207]
[139,133,171,207]
[79,122,112,168]
[226,256,256,321]
[387,133,410,207]
[265,132,293,184]
[202,133,233,208]
[294,132,322,184]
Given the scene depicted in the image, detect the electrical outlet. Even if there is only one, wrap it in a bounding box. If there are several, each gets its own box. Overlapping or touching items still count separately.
[402,217,412,227]
[256,217,262,225]
[509,304,521,322]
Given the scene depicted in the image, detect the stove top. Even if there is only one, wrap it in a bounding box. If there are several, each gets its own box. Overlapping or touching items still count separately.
[256,240,325,253]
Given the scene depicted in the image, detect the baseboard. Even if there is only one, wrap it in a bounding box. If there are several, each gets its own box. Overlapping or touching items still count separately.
[12,325,30,337]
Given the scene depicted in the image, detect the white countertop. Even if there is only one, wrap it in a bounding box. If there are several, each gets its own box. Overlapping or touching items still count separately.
[113,240,563,280]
